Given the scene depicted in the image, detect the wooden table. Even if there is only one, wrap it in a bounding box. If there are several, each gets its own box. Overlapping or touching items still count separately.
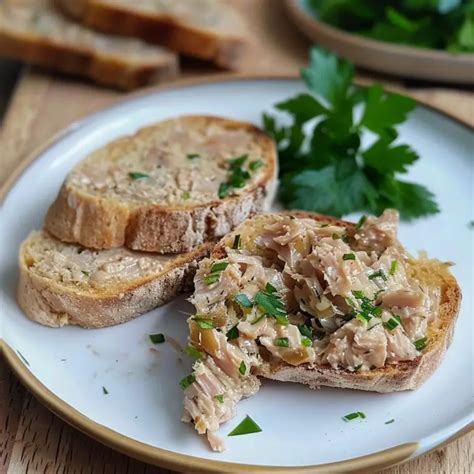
[1,1,472,472]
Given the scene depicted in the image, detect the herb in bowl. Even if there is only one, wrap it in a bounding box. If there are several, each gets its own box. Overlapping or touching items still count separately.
[263,47,439,220]
[307,0,474,52]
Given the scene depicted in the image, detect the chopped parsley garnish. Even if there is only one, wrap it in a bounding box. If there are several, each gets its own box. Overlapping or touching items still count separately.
[16,350,29,366]
[187,153,200,160]
[298,324,313,339]
[414,337,427,351]
[343,411,366,422]
[356,215,367,230]
[235,293,253,308]
[180,374,196,390]
[368,270,387,281]
[81,270,90,277]
[210,261,229,273]
[301,337,312,347]
[389,260,398,275]
[181,191,190,200]
[192,317,214,329]
[239,360,247,375]
[385,419,395,425]
[232,234,242,249]
[228,415,262,436]
[128,172,149,180]
[249,159,264,171]
[149,333,165,344]
[205,261,228,285]
[226,325,239,340]
[204,274,220,285]
[102,386,109,395]
[274,337,290,347]
[265,282,277,293]
[385,317,400,331]
[263,47,439,220]
[229,154,248,168]
[254,286,288,325]
[218,182,231,199]
[214,394,224,403]
[184,345,204,359]
[343,253,356,261]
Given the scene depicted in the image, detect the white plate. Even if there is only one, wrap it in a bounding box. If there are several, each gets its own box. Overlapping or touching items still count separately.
[1,78,473,473]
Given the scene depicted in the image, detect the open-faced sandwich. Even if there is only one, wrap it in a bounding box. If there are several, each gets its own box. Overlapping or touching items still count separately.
[181,210,461,450]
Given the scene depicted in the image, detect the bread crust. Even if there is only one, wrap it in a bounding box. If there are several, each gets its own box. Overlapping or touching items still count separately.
[56,0,248,69]
[212,211,462,392]
[0,7,178,90]
[17,235,213,329]
[44,116,278,254]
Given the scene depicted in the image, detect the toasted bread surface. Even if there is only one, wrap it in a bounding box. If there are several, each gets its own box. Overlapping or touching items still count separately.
[211,212,462,392]
[17,230,212,328]
[45,115,277,254]
[55,0,249,69]
[0,0,178,90]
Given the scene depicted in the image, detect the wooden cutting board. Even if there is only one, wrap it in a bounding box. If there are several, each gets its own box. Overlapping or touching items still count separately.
[0,1,472,473]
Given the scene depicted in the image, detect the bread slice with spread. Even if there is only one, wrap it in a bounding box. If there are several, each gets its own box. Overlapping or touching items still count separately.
[55,0,250,69]
[181,210,461,451]
[17,230,212,328]
[0,0,178,90]
[45,115,277,254]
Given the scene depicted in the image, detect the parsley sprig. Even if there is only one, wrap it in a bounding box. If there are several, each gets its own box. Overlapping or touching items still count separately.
[263,47,439,220]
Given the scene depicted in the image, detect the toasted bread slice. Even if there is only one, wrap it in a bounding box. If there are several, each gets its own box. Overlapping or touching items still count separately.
[181,211,461,450]
[0,0,178,90]
[55,0,249,69]
[17,230,212,328]
[211,212,461,392]
[44,115,277,254]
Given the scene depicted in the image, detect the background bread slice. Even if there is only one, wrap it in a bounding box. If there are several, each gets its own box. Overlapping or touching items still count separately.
[212,212,462,392]
[0,0,178,90]
[17,230,212,328]
[55,0,250,69]
[45,115,278,254]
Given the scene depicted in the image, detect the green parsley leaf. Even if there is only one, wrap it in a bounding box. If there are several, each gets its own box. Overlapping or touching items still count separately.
[192,317,214,329]
[184,345,204,359]
[369,269,388,281]
[356,215,367,229]
[235,293,253,308]
[249,159,264,171]
[390,260,398,275]
[218,182,231,199]
[343,411,366,422]
[301,47,354,107]
[343,253,356,261]
[298,324,313,339]
[210,261,229,273]
[414,337,428,351]
[264,46,439,221]
[239,360,247,375]
[228,415,262,436]
[187,153,200,160]
[128,172,149,180]
[180,374,195,390]
[361,84,416,136]
[226,325,239,340]
[274,337,290,347]
[214,394,224,403]
[232,234,242,249]
[181,191,190,200]
[301,337,312,347]
[149,333,165,344]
